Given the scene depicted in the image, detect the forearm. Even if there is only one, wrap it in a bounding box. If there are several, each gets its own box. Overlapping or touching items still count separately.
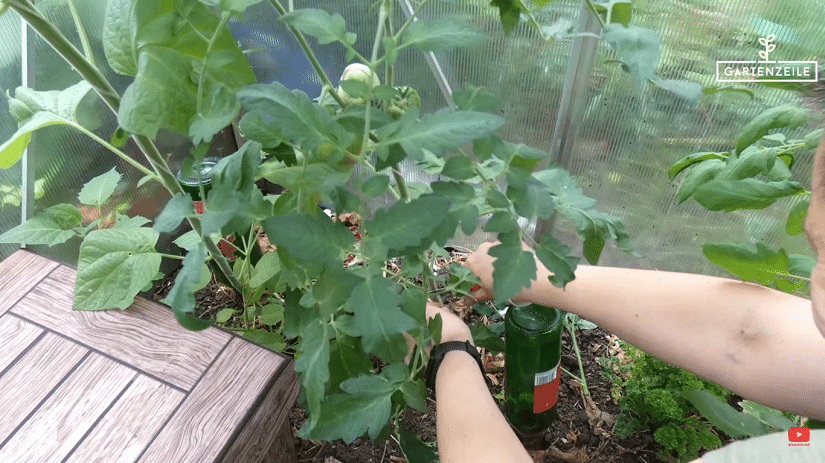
[520,264,825,419]
[435,351,532,463]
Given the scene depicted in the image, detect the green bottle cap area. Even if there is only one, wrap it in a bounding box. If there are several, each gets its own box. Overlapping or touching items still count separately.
[507,304,563,334]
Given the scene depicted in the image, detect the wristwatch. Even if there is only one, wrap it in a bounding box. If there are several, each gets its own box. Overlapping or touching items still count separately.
[425,340,485,395]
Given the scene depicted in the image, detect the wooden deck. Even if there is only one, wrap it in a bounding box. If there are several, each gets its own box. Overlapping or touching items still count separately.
[0,250,298,463]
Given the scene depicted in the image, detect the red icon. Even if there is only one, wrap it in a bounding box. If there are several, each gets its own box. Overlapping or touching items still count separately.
[788,427,810,443]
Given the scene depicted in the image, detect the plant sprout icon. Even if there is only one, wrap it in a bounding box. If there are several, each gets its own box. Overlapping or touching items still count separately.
[758,35,776,62]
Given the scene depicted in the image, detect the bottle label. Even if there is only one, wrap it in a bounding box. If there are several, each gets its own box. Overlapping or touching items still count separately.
[533,359,561,413]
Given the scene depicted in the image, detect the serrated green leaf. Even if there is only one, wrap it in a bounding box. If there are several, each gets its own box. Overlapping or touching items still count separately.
[311,267,363,317]
[735,104,808,154]
[366,195,450,255]
[215,308,237,323]
[279,8,353,45]
[362,174,390,197]
[78,168,121,207]
[239,81,354,155]
[400,380,429,414]
[263,213,354,268]
[702,242,790,286]
[486,188,510,208]
[339,79,369,100]
[75,228,162,311]
[682,390,769,438]
[452,83,502,112]
[489,0,522,35]
[535,233,579,286]
[461,204,480,235]
[489,233,537,303]
[114,0,253,140]
[485,211,518,233]
[1,82,95,169]
[112,214,152,229]
[346,278,416,363]
[692,178,805,211]
[441,155,475,180]
[243,328,286,351]
[0,204,82,246]
[153,193,194,233]
[668,152,728,180]
[103,0,137,76]
[294,319,332,431]
[507,169,554,219]
[189,82,239,144]
[173,229,201,251]
[119,47,197,138]
[327,335,372,392]
[260,301,284,325]
[535,167,634,256]
[608,0,632,26]
[300,392,390,443]
[399,423,438,463]
[603,24,661,90]
[739,401,797,430]
[469,321,505,353]
[402,19,488,52]
[161,243,212,330]
[375,108,504,160]
[248,251,281,289]
[786,199,809,236]
[649,77,702,104]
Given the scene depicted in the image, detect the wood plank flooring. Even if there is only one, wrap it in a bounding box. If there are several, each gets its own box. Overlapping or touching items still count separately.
[0,250,298,463]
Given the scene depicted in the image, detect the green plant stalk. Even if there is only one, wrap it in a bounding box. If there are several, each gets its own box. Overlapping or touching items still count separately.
[65,0,95,67]
[196,11,232,114]
[584,0,607,28]
[9,0,244,295]
[566,319,590,396]
[267,0,349,107]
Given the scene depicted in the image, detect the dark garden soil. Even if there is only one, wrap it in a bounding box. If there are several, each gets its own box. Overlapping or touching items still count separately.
[156,250,663,463]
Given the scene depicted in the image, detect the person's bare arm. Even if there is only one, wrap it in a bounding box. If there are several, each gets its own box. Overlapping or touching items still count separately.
[465,139,825,420]
[425,303,532,463]
[806,138,825,336]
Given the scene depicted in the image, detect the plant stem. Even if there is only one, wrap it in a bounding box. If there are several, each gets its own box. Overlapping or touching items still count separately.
[584,0,607,29]
[566,319,590,396]
[65,0,95,67]
[266,0,350,107]
[197,11,231,114]
[9,0,244,295]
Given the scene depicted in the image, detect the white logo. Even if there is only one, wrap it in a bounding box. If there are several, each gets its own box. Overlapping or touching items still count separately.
[716,35,817,83]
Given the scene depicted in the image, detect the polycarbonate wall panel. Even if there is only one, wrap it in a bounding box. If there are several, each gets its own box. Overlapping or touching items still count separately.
[557,0,822,290]
[1,3,183,265]
[0,13,22,261]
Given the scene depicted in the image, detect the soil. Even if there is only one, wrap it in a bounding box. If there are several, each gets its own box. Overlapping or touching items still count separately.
[155,250,663,463]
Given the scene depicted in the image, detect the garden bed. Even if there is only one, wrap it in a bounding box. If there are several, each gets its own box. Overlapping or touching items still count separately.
[156,249,667,463]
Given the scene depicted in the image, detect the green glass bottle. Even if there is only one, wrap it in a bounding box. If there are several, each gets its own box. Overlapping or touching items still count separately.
[175,157,220,212]
[505,303,563,436]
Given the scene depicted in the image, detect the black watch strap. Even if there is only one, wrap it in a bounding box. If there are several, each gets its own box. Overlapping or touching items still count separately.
[425,340,484,395]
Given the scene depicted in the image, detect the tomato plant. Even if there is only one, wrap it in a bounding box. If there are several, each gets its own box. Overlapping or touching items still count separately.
[0,0,642,452]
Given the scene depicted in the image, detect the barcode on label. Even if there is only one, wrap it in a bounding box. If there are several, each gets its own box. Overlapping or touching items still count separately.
[534,364,558,386]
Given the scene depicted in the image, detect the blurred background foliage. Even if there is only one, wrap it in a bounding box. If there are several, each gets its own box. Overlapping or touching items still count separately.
[0,0,822,295]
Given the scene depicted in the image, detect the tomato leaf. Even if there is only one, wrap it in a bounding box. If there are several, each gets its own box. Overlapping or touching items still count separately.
[75,228,162,311]
[402,19,488,52]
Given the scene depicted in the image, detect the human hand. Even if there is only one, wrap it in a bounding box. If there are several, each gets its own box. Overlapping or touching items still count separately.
[463,240,538,302]
[425,302,473,346]
[404,302,473,363]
